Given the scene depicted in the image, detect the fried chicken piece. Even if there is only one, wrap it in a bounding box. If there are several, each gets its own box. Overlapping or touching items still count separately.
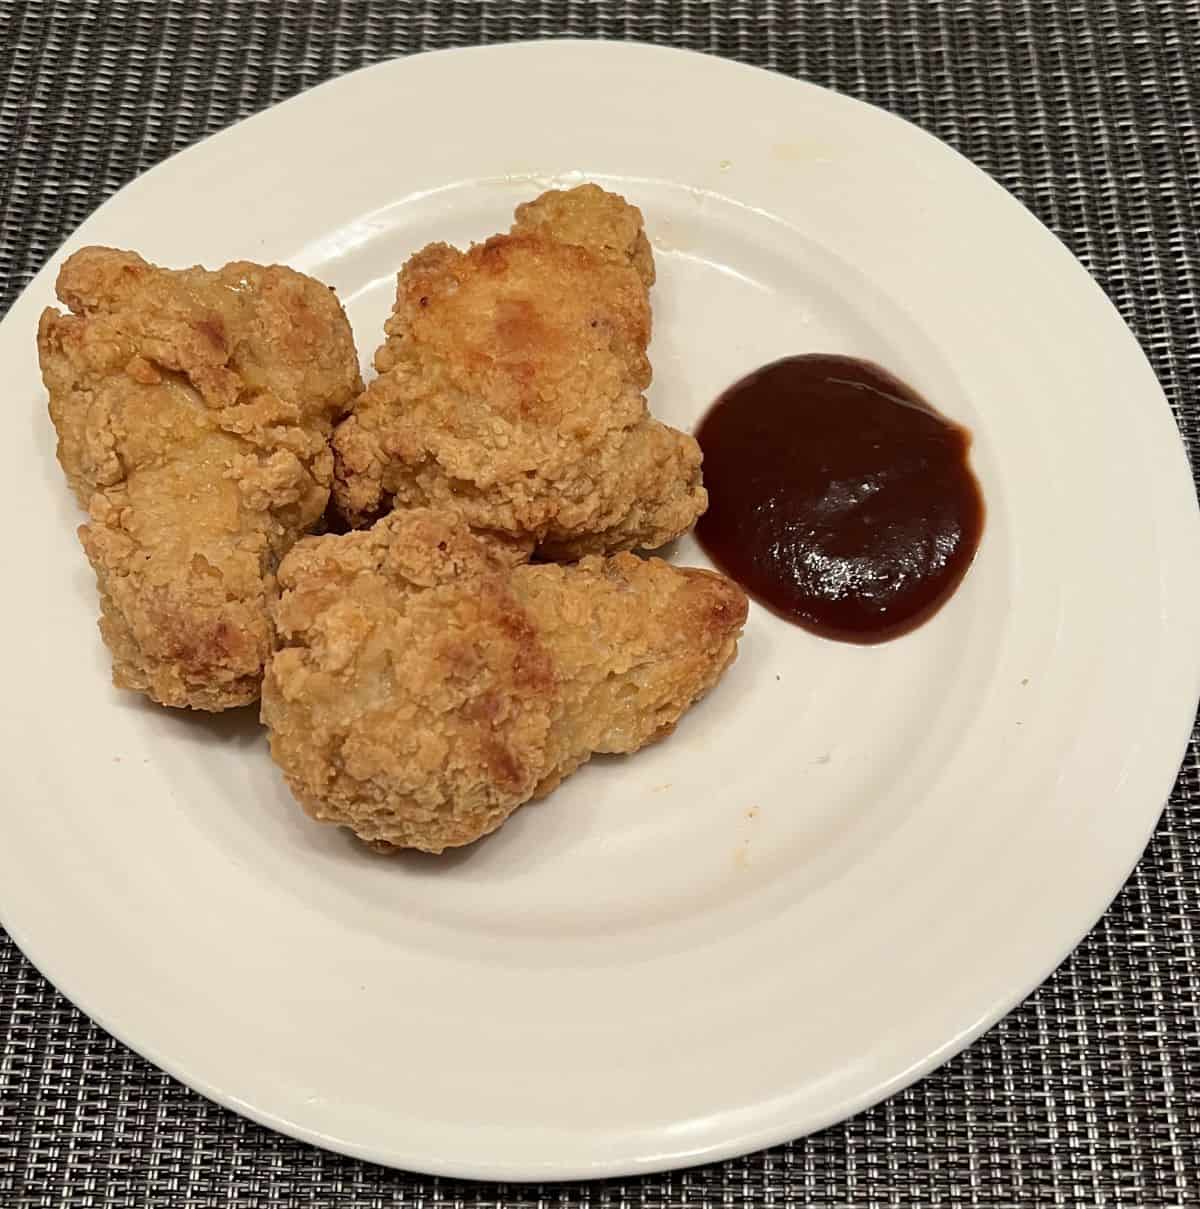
[332,184,706,558]
[262,509,746,852]
[39,247,362,710]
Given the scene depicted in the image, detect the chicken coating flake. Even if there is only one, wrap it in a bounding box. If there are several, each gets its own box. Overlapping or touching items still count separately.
[39,247,363,710]
[262,509,747,853]
[331,184,706,558]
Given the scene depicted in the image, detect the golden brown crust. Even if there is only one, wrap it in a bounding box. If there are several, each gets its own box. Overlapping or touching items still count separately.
[261,509,747,852]
[511,182,656,287]
[331,185,705,555]
[40,247,363,709]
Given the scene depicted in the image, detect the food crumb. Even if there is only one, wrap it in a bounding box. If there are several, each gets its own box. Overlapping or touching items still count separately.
[719,159,732,170]
[653,782,672,792]
[746,806,759,820]
[1021,677,1030,686]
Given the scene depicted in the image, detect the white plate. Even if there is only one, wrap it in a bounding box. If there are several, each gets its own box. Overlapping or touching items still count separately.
[2,41,1198,1181]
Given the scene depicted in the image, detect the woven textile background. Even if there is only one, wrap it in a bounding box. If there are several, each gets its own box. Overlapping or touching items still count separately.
[2,2,1198,1206]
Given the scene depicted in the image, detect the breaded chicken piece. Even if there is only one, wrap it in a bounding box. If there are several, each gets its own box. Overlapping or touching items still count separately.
[262,509,746,852]
[332,184,706,558]
[39,247,363,710]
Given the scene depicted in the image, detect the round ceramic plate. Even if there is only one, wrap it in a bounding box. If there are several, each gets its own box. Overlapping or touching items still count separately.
[2,41,1198,1181]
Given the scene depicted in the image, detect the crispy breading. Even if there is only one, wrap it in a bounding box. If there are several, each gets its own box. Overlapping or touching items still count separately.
[261,509,747,852]
[510,181,657,286]
[331,184,705,557]
[39,247,362,710]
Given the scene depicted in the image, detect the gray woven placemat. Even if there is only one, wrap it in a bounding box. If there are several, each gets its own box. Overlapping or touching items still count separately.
[2,1,1198,1205]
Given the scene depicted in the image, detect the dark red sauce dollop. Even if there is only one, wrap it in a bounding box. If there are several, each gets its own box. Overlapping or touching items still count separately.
[694,355,984,643]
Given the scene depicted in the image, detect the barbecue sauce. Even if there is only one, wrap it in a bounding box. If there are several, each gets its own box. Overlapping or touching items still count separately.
[694,355,983,643]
